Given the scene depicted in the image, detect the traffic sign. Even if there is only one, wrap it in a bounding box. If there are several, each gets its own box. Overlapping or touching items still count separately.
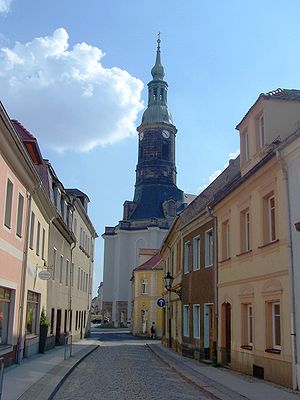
[157,298,166,308]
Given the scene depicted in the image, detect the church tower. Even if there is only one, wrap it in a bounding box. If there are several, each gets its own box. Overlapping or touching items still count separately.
[102,37,184,327]
[123,35,184,222]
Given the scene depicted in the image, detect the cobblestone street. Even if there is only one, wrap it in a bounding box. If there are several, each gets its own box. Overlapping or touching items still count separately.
[53,342,212,400]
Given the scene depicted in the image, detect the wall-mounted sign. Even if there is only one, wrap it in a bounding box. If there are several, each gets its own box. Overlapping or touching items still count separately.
[38,270,52,280]
[156,298,166,308]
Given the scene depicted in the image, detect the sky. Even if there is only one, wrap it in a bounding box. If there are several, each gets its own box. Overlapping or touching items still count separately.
[1,0,300,295]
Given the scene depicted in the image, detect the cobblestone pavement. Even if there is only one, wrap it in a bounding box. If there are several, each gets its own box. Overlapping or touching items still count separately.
[53,344,213,400]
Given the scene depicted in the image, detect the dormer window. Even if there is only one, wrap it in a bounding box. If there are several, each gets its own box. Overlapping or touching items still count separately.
[241,129,250,164]
[245,132,250,161]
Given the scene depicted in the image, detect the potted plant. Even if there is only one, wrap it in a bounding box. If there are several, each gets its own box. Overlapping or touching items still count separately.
[39,307,50,353]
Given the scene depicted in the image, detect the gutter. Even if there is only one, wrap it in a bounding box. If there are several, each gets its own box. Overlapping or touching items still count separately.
[276,149,298,390]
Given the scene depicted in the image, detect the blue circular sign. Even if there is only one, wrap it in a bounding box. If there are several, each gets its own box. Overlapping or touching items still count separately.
[157,298,166,308]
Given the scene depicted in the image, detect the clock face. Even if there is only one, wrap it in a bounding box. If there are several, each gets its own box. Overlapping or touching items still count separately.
[140,132,144,141]
[162,130,170,139]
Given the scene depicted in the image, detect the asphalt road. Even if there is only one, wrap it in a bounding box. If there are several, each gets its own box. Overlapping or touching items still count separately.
[53,330,212,400]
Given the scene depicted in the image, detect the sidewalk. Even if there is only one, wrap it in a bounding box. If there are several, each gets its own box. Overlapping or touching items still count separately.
[148,343,300,400]
[2,339,99,400]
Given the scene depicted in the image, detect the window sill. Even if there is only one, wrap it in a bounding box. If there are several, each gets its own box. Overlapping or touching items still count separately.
[205,264,213,268]
[192,267,200,271]
[25,334,39,339]
[265,348,281,354]
[236,249,252,257]
[0,344,13,356]
[219,257,231,264]
[240,345,253,350]
[258,239,279,249]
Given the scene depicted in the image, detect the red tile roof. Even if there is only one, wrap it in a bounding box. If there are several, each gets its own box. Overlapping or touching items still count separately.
[133,252,162,271]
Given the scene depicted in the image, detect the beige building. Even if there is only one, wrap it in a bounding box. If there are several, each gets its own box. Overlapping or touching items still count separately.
[213,88,300,387]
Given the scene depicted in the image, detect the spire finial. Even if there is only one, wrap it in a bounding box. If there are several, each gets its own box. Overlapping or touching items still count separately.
[157,32,161,48]
[151,32,164,80]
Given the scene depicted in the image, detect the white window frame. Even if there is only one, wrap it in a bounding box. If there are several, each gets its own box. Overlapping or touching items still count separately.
[16,192,24,238]
[29,212,35,250]
[141,279,148,295]
[272,302,281,350]
[245,132,250,161]
[184,241,190,274]
[183,305,189,337]
[4,178,13,230]
[247,304,253,346]
[36,221,41,256]
[205,229,213,267]
[245,211,250,251]
[268,196,276,242]
[193,304,200,339]
[193,236,200,271]
[259,115,265,147]
[52,248,57,280]
[59,255,63,284]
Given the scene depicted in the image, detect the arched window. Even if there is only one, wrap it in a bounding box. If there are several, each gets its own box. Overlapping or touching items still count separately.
[162,142,170,160]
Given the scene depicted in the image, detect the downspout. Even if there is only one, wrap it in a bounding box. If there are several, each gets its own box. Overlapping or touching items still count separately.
[276,149,298,390]
[69,241,76,332]
[17,182,41,363]
[207,205,218,366]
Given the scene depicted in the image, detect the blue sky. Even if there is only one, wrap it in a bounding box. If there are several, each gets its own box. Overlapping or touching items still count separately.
[1,0,300,295]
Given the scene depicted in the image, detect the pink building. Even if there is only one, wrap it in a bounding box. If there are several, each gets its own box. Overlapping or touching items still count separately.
[0,103,43,365]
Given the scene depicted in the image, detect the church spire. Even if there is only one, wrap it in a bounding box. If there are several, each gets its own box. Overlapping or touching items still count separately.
[140,34,173,126]
[151,33,165,80]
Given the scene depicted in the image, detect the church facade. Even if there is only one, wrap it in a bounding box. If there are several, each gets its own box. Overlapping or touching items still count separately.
[102,38,185,327]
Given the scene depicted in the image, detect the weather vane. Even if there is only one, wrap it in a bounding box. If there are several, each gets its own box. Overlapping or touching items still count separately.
[157,32,161,45]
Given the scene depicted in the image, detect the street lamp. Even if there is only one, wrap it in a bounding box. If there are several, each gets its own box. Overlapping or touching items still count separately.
[164,271,182,349]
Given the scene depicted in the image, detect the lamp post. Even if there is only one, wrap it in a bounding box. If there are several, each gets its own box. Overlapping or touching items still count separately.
[164,272,174,349]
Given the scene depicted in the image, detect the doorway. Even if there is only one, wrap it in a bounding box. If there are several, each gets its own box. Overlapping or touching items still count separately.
[204,303,214,359]
[55,309,62,345]
[223,302,231,364]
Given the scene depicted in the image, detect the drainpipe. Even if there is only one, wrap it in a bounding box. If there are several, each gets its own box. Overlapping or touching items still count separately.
[69,241,76,332]
[276,150,298,390]
[17,182,41,363]
[207,205,218,366]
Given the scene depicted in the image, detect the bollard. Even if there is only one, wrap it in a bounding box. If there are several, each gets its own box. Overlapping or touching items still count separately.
[69,333,72,357]
[64,333,69,360]
[0,357,4,400]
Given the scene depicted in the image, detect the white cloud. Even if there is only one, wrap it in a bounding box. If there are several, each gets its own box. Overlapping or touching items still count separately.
[0,0,13,13]
[197,150,240,193]
[0,28,144,152]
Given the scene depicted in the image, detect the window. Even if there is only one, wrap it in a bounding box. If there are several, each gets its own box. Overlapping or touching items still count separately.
[222,220,230,260]
[26,291,39,335]
[0,287,12,344]
[52,248,57,280]
[66,260,69,286]
[36,221,41,256]
[71,263,74,287]
[248,305,253,346]
[272,303,281,349]
[193,236,200,270]
[29,212,35,249]
[193,305,200,339]
[41,228,45,260]
[259,115,265,147]
[16,193,24,237]
[50,308,55,334]
[141,279,148,295]
[77,268,80,290]
[240,209,251,252]
[183,305,189,337]
[263,193,276,243]
[184,241,190,273]
[4,179,13,229]
[60,255,63,283]
[74,218,77,237]
[205,229,213,267]
[245,133,250,161]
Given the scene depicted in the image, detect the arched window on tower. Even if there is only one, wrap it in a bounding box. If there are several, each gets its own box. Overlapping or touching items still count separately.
[153,88,157,101]
[162,141,170,160]
[159,88,163,101]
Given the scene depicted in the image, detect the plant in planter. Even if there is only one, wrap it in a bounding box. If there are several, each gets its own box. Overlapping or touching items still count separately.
[39,307,50,353]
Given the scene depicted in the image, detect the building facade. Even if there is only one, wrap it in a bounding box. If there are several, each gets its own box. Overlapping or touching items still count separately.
[131,249,164,337]
[213,89,300,387]
[102,37,185,327]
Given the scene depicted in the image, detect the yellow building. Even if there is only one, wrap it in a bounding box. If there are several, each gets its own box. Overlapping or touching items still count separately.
[131,249,164,337]
[213,88,300,388]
